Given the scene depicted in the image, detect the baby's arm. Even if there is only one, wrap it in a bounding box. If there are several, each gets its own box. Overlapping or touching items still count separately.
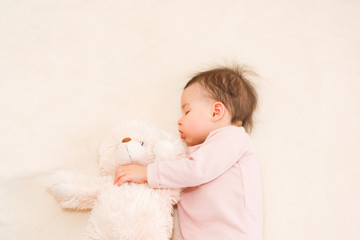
[147,127,250,188]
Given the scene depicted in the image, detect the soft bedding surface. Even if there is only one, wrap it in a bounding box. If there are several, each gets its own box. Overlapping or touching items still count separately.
[1,1,359,240]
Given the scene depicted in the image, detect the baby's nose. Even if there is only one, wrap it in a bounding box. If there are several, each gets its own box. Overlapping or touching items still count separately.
[122,137,132,143]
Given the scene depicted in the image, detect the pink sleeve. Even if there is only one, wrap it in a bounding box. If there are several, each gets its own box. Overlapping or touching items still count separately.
[147,127,249,188]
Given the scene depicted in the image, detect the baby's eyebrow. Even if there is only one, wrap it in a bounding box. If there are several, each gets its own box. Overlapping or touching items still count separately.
[181,103,189,109]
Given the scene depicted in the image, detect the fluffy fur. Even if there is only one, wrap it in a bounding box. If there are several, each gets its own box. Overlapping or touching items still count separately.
[48,119,185,240]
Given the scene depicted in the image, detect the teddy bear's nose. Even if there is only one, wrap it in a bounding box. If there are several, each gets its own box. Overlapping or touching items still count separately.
[122,137,132,143]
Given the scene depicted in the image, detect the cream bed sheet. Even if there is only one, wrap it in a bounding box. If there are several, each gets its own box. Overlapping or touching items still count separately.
[1,1,359,240]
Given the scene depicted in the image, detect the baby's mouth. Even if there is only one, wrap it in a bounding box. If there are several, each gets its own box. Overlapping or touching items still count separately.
[179,130,184,139]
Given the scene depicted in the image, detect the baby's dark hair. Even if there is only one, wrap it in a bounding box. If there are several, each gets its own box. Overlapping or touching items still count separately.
[185,65,258,133]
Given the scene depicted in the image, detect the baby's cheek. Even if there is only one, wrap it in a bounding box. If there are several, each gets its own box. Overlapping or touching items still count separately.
[188,118,201,129]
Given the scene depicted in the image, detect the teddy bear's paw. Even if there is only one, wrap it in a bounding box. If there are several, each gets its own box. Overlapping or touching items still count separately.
[51,183,76,200]
[46,171,76,200]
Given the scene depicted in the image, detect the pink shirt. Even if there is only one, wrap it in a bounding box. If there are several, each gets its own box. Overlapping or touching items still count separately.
[147,126,263,240]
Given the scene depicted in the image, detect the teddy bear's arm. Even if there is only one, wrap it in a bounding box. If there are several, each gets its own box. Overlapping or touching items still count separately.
[47,171,110,210]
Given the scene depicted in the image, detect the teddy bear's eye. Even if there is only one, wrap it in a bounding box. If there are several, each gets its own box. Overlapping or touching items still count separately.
[141,142,144,146]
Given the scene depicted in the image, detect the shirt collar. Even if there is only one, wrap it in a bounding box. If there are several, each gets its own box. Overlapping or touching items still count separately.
[186,125,242,154]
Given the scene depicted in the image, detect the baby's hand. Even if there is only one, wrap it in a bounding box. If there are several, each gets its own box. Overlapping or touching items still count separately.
[114,164,147,186]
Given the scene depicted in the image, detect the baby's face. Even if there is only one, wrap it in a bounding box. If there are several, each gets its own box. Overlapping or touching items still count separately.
[177,83,214,146]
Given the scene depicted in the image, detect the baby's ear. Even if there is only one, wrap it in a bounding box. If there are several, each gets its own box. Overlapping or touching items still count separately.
[153,139,176,162]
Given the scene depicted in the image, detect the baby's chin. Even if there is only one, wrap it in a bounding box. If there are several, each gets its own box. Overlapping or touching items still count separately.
[182,137,193,146]
[184,138,202,147]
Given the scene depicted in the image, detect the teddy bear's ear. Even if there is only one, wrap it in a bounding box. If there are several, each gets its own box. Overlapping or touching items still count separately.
[153,139,177,162]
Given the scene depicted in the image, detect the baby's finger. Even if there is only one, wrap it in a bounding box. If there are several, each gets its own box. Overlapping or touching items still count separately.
[117,176,129,187]
[114,171,125,185]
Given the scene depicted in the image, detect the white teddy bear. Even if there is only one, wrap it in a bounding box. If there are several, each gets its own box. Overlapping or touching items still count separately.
[48,119,185,240]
